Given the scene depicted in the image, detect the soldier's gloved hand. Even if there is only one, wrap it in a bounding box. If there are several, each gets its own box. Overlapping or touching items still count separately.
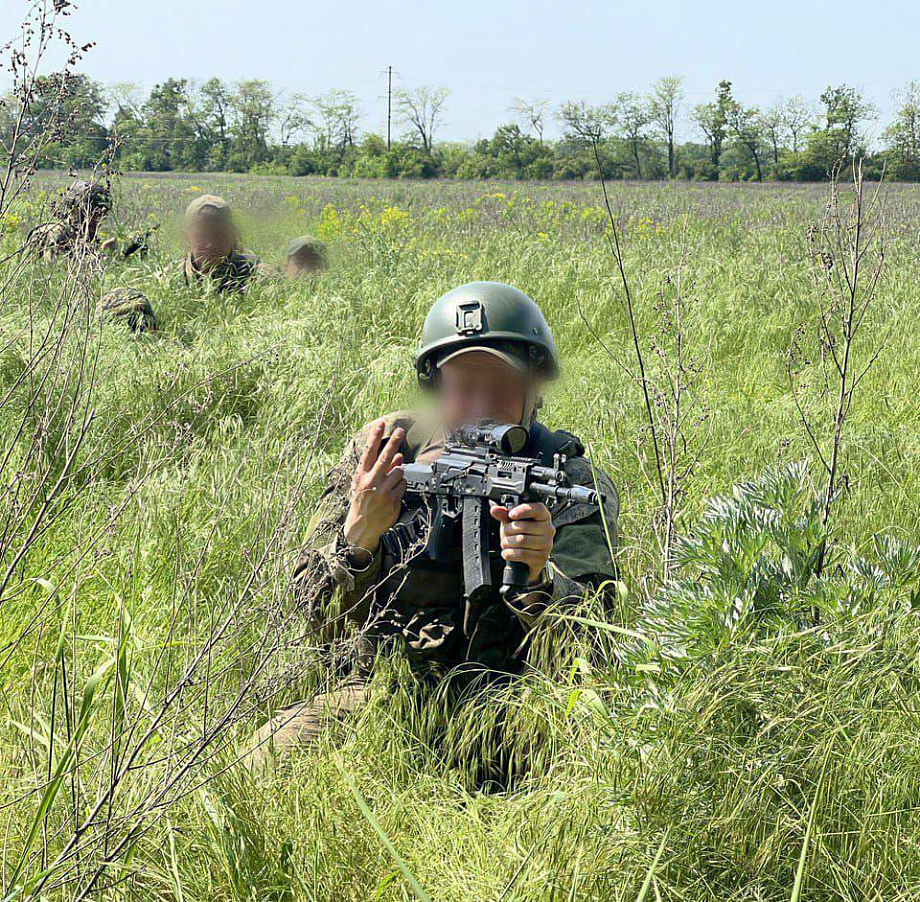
[343,421,406,556]
[490,501,556,585]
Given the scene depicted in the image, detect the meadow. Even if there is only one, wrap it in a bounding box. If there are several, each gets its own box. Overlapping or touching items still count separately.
[2,171,920,900]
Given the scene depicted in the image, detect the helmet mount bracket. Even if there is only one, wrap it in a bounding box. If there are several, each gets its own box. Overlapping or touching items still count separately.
[456,300,484,335]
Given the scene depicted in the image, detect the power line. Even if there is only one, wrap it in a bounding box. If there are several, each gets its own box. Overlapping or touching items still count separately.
[386,66,393,150]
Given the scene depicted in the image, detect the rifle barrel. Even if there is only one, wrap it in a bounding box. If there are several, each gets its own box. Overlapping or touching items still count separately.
[530,482,602,505]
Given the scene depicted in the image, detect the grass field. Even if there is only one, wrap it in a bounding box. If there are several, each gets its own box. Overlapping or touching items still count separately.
[2,172,920,900]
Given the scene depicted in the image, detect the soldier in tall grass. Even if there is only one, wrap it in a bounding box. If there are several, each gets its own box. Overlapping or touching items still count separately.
[247,282,619,767]
[28,178,159,262]
[283,235,328,279]
[28,179,115,260]
[182,194,275,293]
[96,287,158,335]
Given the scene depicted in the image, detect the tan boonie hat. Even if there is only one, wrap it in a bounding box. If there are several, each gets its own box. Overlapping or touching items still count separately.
[436,339,529,373]
[184,194,234,226]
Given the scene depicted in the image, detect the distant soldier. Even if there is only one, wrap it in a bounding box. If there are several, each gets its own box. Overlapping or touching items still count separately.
[29,179,112,261]
[97,288,158,335]
[284,235,328,279]
[182,195,270,294]
[29,179,156,262]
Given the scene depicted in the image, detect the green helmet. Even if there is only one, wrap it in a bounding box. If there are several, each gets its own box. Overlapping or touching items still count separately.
[416,281,558,387]
[61,179,111,214]
[97,288,158,335]
[285,235,327,262]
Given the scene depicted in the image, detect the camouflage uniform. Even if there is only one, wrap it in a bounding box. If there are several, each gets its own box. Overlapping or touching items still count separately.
[29,221,80,261]
[97,288,158,335]
[182,249,268,294]
[245,410,618,767]
[28,179,111,261]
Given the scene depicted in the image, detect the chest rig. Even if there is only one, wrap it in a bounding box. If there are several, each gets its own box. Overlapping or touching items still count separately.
[378,423,585,637]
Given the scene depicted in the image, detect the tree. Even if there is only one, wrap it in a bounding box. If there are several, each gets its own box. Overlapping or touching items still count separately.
[819,84,875,161]
[309,89,360,153]
[137,78,200,170]
[649,75,684,177]
[557,100,616,143]
[456,123,554,180]
[5,72,109,167]
[230,79,276,168]
[760,102,785,165]
[196,78,234,153]
[691,80,732,172]
[396,85,449,154]
[107,82,145,168]
[726,100,765,180]
[107,82,143,118]
[556,101,622,179]
[778,85,876,180]
[510,97,550,143]
[883,81,920,179]
[278,92,311,146]
[778,95,816,153]
[614,92,651,178]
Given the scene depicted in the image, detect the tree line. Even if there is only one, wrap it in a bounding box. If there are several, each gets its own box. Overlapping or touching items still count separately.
[7,72,920,181]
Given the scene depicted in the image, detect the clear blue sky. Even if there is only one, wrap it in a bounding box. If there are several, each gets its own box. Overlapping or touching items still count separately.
[3,0,918,142]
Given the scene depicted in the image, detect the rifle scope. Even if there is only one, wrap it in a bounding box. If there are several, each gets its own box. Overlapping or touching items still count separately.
[456,423,528,455]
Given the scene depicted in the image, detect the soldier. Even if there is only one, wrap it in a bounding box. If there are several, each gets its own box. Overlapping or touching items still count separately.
[182,195,269,293]
[97,288,158,335]
[29,179,157,262]
[283,235,328,279]
[29,179,113,261]
[246,282,619,767]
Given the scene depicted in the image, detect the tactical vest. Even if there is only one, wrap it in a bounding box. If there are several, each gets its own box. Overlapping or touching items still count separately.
[372,422,585,673]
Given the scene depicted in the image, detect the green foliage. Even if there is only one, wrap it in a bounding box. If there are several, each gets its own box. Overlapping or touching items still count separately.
[0,72,108,168]
[10,73,920,183]
[882,81,920,180]
[775,84,875,181]
[643,463,826,660]
[2,176,920,898]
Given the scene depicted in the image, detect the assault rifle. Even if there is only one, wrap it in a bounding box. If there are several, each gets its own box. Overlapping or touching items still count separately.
[123,223,159,259]
[400,423,604,623]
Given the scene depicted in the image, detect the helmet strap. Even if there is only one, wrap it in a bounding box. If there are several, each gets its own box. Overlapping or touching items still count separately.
[520,368,543,429]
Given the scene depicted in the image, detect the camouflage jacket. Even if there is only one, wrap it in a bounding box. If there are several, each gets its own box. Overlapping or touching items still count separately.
[28,222,88,261]
[293,411,619,676]
[183,249,274,294]
[29,222,147,262]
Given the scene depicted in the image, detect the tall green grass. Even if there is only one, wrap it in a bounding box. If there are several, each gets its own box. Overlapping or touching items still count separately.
[1,175,920,899]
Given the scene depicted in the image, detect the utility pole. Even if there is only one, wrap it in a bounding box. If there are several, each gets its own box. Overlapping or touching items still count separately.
[386,65,393,150]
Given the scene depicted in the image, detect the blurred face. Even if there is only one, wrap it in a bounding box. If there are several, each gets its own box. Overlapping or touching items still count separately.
[437,351,535,430]
[285,254,323,279]
[185,219,235,268]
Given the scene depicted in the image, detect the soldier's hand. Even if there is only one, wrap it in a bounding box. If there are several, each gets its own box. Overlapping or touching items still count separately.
[490,501,555,585]
[343,421,406,556]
